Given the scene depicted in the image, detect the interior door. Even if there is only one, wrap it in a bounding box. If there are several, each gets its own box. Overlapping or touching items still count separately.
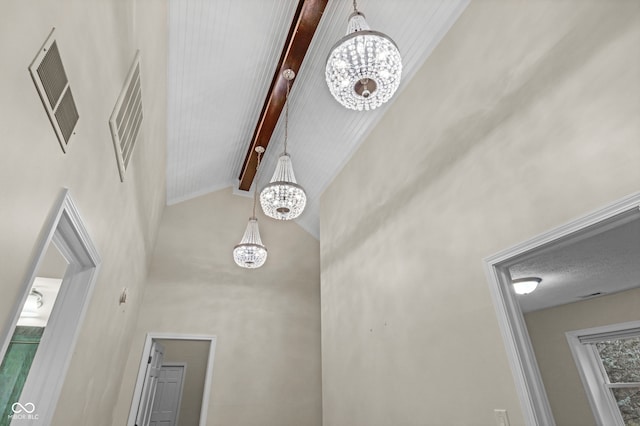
[149,364,185,426]
[135,341,164,426]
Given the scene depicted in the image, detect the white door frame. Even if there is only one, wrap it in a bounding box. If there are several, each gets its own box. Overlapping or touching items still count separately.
[483,191,640,425]
[0,188,101,426]
[128,333,217,426]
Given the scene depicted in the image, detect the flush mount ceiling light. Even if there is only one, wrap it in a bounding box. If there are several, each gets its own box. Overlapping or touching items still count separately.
[325,0,402,111]
[512,277,542,295]
[21,288,44,317]
[234,147,268,269]
[260,69,307,220]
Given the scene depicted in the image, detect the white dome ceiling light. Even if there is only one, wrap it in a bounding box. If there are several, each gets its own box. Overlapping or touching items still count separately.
[21,288,44,317]
[512,277,542,295]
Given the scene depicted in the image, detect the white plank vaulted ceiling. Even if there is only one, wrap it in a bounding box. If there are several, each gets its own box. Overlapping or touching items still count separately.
[166,0,470,237]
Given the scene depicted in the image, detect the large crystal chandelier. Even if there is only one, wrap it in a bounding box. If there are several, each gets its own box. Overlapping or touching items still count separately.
[260,69,307,220]
[325,0,402,111]
[233,147,268,268]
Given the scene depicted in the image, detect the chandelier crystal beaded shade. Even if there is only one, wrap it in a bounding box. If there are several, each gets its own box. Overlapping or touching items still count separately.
[260,69,307,220]
[325,0,402,111]
[234,147,268,268]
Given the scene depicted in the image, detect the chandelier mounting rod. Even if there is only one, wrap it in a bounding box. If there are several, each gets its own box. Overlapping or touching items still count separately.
[282,69,295,155]
[252,146,264,219]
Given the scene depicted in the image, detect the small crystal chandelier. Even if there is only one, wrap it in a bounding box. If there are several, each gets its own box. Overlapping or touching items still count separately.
[260,69,307,220]
[233,147,268,268]
[325,0,402,111]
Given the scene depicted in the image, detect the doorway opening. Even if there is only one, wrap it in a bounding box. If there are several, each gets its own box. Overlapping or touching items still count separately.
[128,333,217,426]
[0,189,101,425]
[0,245,67,423]
[484,192,640,425]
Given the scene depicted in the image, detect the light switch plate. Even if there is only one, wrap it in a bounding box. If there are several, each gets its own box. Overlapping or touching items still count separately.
[494,409,510,426]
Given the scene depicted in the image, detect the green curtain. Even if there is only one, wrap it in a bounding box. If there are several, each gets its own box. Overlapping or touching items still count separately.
[0,326,44,426]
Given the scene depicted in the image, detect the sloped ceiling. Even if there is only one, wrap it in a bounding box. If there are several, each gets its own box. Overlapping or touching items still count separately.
[166,0,470,237]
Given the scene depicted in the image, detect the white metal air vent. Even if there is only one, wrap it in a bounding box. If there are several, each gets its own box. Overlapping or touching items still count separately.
[109,51,143,182]
[29,28,79,152]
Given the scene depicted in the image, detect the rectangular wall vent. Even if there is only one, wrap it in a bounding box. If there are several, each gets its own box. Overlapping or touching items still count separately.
[109,51,143,182]
[29,28,79,152]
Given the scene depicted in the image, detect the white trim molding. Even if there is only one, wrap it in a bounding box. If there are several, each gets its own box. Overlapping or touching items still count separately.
[1,188,101,426]
[127,333,217,426]
[483,191,640,425]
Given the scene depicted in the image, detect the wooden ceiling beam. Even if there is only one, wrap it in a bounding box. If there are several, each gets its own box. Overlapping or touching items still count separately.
[237,0,328,191]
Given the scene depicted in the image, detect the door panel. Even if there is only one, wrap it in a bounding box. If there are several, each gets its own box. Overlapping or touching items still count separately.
[149,365,185,426]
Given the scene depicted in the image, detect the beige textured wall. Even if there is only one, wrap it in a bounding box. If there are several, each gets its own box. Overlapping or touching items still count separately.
[0,1,166,425]
[320,1,640,425]
[113,188,322,426]
[158,339,210,426]
[525,287,640,426]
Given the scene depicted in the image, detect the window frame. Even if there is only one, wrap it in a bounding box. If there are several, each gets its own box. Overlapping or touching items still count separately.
[566,321,640,426]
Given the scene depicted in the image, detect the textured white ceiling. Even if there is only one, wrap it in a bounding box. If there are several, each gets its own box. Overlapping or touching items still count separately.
[166,0,470,237]
[509,210,640,313]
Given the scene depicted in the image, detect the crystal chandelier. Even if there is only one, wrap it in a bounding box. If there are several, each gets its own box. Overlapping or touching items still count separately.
[325,0,402,111]
[233,147,268,268]
[260,69,307,220]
